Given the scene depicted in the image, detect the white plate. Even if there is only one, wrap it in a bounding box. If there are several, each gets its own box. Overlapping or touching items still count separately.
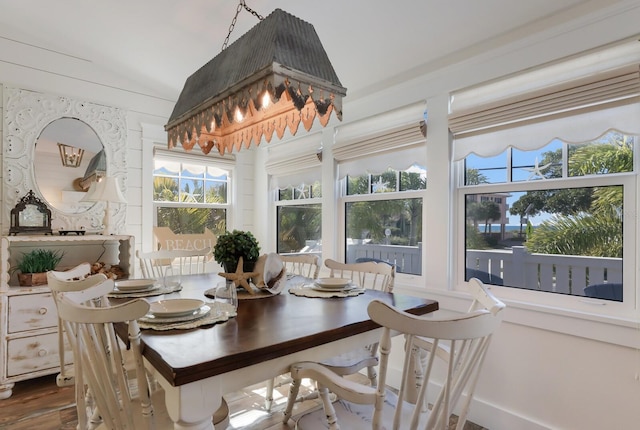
[149,298,205,318]
[115,279,156,291]
[314,277,352,290]
[140,305,212,324]
[310,285,357,293]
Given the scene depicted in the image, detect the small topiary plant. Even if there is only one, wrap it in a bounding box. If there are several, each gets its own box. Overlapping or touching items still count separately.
[213,230,260,272]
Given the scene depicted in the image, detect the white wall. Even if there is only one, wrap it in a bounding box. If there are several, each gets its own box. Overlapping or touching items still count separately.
[255,3,640,429]
[2,2,640,429]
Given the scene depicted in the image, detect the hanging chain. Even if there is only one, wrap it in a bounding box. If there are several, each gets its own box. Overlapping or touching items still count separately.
[222,0,264,51]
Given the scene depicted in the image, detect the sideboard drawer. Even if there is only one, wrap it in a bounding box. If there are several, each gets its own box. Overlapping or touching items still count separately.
[6,332,67,377]
[8,293,58,333]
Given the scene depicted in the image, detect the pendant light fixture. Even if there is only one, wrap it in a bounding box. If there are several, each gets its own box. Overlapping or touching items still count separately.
[165,2,346,155]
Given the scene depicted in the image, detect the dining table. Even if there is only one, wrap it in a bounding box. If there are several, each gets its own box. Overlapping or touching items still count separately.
[123,273,439,429]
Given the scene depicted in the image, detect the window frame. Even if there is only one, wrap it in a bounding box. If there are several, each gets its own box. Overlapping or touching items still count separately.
[274,184,323,255]
[152,150,234,235]
[339,171,426,280]
[456,159,637,316]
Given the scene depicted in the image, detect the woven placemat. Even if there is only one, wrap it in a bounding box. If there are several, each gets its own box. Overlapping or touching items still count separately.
[107,284,183,298]
[138,302,236,330]
[289,286,365,298]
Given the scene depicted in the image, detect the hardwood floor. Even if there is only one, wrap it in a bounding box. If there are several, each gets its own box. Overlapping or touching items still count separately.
[0,374,488,429]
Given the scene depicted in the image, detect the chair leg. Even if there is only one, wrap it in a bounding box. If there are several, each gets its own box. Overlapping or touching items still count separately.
[366,364,378,388]
[265,378,275,412]
[318,384,340,430]
[282,377,301,424]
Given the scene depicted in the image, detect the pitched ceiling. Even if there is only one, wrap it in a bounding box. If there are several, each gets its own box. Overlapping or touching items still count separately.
[0,1,615,104]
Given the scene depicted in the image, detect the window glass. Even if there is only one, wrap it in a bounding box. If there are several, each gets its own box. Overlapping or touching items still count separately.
[276,180,322,255]
[157,207,226,235]
[343,165,426,275]
[277,204,322,253]
[371,171,397,193]
[153,158,230,235]
[512,140,563,181]
[464,152,507,185]
[462,134,632,301]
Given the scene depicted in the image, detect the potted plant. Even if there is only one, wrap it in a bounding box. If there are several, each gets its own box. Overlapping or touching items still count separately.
[12,248,64,286]
[213,230,261,273]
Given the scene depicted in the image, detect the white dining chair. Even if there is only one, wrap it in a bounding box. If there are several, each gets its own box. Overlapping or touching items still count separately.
[408,277,505,418]
[50,272,229,430]
[280,253,321,279]
[55,284,164,429]
[137,247,211,279]
[324,258,394,292]
[285,291,505,430]
[263,253,322,411]
[278,259,394,415]
[48,262,94,387]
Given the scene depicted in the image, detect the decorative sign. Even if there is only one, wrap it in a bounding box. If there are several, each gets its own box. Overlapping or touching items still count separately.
[153,227,217,256]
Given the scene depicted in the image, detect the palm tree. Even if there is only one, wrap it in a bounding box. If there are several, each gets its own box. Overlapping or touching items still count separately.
[524,132,629,257]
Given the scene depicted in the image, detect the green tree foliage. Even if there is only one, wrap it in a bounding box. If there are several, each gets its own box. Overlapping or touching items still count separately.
[400,171,425,246]
[525,211,622,258]
[345,170,424,247]
[278,205,321,252]
[522,132,629,257]
[466,223,489,249]
[466,200,500,234]
[510,188,593,217]
[511,149,592,218]
[154,176,226,235]
[154,176,178,201]
[465,168,488,185]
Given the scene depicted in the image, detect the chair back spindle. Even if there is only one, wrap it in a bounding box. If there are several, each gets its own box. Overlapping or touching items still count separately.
[280,254,321,279]
[324,259,393,292]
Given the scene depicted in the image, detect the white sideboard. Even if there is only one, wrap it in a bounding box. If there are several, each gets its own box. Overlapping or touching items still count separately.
[0,234,134,399]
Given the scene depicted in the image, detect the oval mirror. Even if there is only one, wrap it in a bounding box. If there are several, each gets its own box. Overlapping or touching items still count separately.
[34,117,104,214]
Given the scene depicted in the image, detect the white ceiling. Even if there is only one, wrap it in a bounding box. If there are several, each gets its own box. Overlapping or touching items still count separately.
[0,0,618,103]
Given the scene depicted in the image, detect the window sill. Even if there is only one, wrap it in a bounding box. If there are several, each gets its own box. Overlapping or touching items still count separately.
[397,284,640,349]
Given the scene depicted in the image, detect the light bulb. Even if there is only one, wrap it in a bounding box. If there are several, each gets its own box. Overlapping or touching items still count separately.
[235,108,244,122]
[262,92,271,109]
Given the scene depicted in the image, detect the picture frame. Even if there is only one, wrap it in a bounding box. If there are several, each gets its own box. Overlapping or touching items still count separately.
[9,190,53,235]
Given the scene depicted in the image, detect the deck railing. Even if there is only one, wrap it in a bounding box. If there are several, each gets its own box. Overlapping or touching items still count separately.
[347,243,422,275]
[466,246,622,295]
[345,243,622,295]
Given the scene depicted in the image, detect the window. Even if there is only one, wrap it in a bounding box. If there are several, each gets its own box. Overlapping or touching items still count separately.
[333,102,427,276]
[276,181,322,254]
[153,157,230,235]
[266,133,323,256]
[451,55,640,306]
[463,135,630,300]
[342,166,425,275]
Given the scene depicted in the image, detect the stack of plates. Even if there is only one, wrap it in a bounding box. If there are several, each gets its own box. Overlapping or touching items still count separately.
[114,279,157,293]
[141,298,210,323]
[311,277,354,292]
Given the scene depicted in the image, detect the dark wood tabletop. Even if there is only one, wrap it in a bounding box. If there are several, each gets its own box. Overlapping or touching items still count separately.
[137,273,439,387]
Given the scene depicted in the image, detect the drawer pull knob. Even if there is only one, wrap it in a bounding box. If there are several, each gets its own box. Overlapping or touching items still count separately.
[37,349,48,357]
[38,307,48,315]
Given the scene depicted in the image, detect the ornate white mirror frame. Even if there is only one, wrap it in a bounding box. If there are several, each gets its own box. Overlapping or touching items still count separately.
[2,86,128,234]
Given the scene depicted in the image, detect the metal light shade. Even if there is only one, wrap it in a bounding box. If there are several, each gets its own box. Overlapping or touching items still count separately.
[80,149,107,190]
[57,143,84,167]
[165,8,346,155]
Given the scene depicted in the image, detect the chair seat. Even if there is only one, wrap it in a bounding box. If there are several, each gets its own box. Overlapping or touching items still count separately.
[320,347,379,374]
[296,390,429,430]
